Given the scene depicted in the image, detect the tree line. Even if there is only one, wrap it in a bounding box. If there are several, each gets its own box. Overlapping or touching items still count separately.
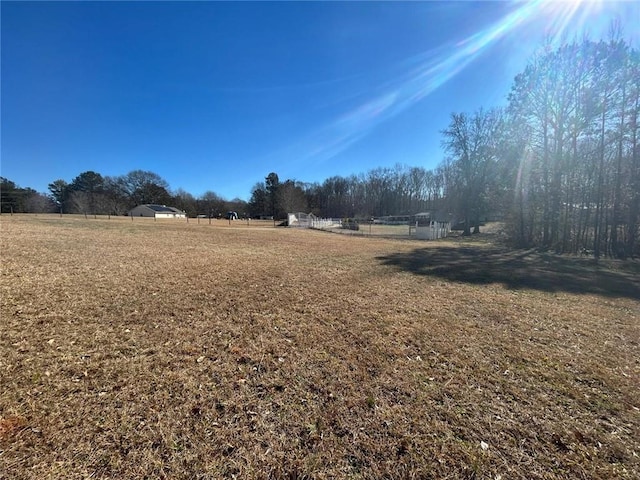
[1,170,247,219]
[2,36,638,257]
[0,177,54,214]
[503,36,639,258]
[247,167,444,220]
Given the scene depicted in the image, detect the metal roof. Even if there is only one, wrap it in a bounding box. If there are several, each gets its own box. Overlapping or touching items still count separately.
[145,204,177,212]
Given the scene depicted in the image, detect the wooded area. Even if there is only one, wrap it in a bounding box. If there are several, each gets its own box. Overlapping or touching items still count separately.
[2,38,638,258]
[506,37,639,258]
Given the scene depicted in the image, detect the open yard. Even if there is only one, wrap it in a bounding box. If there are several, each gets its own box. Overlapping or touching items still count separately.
[1,215,639,479]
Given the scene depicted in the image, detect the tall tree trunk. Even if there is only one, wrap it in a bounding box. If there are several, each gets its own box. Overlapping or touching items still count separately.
[594,99,607,259]
[611,70,626,257]
[542,111,551,248]
[628,83,640,257]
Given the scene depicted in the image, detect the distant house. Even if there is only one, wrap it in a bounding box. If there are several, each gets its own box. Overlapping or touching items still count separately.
[128,204,186,219]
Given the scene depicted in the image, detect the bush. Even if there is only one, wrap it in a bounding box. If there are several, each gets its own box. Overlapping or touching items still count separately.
[341,218,359,231]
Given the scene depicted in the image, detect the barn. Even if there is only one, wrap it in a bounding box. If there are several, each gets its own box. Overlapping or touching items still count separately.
[128,204,186,219]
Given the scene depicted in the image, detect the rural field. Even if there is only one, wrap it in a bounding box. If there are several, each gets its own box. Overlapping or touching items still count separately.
[1,215,639,479]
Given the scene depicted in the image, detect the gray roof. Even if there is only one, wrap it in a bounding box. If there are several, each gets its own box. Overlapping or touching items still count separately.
[143,204,181,213]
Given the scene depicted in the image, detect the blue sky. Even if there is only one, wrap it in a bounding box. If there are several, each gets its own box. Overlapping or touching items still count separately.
[2,1,638,200]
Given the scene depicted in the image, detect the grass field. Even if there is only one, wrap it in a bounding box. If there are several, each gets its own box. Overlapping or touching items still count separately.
[1,215,639,479]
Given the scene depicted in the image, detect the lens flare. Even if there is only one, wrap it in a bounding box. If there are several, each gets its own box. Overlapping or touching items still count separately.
[270,0,614,168]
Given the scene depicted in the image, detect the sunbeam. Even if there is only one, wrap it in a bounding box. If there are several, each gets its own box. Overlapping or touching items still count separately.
[271,0,612,168]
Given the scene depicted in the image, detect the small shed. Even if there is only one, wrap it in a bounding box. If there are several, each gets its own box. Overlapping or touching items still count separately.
[414,212,450,240]
[128,204,186,219]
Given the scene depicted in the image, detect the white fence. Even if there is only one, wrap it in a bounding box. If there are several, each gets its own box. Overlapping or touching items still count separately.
[415,221,450,240]
[288,212,450,240]
[287,212,340,229]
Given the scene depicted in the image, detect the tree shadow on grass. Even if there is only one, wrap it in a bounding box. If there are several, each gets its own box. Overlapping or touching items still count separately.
[377,246,640,300]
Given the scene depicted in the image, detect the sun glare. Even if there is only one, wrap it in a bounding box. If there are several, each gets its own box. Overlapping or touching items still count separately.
[273,0,618,167]
[536,0,607,41]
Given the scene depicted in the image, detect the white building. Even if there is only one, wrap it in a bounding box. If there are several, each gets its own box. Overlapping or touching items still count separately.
[128,204,186,219]
[414,212,450,240]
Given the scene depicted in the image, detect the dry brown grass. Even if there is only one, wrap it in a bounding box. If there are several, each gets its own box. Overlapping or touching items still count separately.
[1,214,638,479]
